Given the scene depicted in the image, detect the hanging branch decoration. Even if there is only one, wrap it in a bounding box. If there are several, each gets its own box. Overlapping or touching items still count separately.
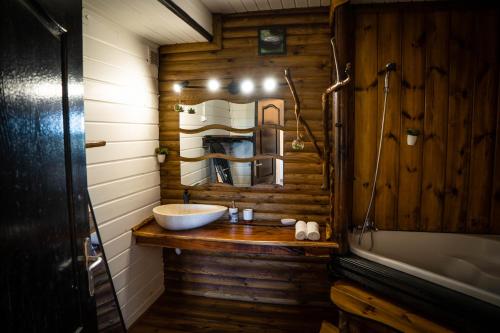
[284,68,323,159]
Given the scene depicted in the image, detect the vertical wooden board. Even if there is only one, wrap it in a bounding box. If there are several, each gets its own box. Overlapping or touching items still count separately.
[352,12,378,226]
[491,72,500,234]
[374,10,401,230]
[466,10,499,233]
[443,11,475,232]
[420,11,450,232]
[332,4,355,251]
[397,11,426,230]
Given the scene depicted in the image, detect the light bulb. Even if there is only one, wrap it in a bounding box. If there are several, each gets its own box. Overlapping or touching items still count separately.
[263,77,277,92]
[173,83,182,93]
[240,79,254,94]
[207,79,220,92]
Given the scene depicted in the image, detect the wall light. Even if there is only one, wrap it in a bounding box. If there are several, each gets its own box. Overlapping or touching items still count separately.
[173,83,182,94]
[207,79,220,92]
[240,79,254,95]
[263,77,277,92]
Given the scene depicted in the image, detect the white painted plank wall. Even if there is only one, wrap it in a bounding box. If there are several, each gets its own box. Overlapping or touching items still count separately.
[82,5,163,328]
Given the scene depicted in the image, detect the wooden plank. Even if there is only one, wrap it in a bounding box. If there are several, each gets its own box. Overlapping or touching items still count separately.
[397,11,425,231]
[222,10,329,28]
[353,12,378,226]
[443,10,475,232]
[331,281,452,333]
[331,3,355,252]
[466,10,499,233]
[132,217,338,251]
[223,25,330,39]
[420,10,450,232]
[85,140,106,149]
[374,10,401,230]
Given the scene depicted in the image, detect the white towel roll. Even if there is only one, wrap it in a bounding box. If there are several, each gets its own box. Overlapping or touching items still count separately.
[306,221,320,241]
[295,220,307,240]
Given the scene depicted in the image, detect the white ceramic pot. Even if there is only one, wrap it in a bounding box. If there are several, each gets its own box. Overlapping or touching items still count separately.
[407,134,418,146]
[157,154,166,163]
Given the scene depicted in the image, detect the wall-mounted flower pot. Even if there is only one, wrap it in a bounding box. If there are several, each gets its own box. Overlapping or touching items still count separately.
[155,147,168,163]
[406,129,420,146]
[157,154,166,163]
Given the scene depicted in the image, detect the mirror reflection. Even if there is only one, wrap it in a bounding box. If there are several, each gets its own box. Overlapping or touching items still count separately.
[179,99,284,187]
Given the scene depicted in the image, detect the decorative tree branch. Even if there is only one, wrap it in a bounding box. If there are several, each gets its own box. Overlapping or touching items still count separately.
[284,68,323,161]
[325,38,352,94]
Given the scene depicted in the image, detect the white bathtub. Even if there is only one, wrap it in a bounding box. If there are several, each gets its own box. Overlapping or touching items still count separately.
[349,231,500,307]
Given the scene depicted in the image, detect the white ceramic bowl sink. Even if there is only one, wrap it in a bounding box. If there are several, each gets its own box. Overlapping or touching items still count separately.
[153,204,227,231]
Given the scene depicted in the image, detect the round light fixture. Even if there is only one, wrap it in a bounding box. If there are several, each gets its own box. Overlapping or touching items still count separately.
[207,79,220,92]
[263,77,277,92]
[240,79,254,95]
[173,83,182,94]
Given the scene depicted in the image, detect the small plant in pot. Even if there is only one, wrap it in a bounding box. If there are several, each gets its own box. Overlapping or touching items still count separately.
[187,107,196,114]
[155,147,168,163]
[406,128,420,146]
[174,104,184,112]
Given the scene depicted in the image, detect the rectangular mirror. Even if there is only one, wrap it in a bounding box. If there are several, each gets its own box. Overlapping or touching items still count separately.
[179,99,284,187]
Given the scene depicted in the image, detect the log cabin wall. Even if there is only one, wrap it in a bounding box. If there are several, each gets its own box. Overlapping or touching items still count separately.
[352,4,500,233]
[157,7,336,318]
[162,249,336,312]
[159,7,332,227]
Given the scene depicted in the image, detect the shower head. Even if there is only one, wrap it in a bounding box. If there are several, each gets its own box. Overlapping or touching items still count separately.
[384,63,396,91]
[385,62,396,72]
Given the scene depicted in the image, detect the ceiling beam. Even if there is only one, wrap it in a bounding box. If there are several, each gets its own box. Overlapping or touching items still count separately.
[157,0,213,42]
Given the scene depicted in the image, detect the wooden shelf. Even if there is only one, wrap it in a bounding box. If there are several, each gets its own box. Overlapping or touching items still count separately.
[132,217,339,256]
[330,281,452,333]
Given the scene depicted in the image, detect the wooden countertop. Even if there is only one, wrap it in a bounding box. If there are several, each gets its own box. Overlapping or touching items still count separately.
[132,217,339,256]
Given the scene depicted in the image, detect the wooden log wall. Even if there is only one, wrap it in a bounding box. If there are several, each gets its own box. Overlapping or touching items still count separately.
[162,249,336,315]
[159,8,332,226]
[352,4,500,233]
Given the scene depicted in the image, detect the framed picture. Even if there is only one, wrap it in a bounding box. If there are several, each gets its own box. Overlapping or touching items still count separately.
[258,27,286,55]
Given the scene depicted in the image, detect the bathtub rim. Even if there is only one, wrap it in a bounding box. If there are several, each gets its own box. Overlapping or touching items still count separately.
[329,254,500,333]
[348,231,500,307]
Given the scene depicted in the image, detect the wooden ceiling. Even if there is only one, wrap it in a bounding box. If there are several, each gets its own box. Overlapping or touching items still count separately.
[199,0,330,14]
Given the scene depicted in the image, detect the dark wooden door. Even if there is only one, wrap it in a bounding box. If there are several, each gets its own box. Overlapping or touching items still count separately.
[254,99,283,185]
[0,0,96,331]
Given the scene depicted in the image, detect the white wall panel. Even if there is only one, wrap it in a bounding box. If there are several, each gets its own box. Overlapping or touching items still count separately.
[98,201,160,244]
[84,100,158,124]
[86,157,158,186]
[86,141,159,165]
[93,187,160,224]
[85,123,159,142]
[83,5,162,327]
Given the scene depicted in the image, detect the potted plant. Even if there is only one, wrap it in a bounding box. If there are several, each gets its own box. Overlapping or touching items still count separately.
[406,128,420,146]
[155,147,168,163]
[187,107,196,114]
[174,104,184,112]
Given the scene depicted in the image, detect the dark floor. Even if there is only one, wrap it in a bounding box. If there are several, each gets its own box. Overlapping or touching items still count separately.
[129,292,336,333]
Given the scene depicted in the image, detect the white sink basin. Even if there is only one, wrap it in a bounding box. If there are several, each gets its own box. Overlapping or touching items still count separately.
[153,204,227,231]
